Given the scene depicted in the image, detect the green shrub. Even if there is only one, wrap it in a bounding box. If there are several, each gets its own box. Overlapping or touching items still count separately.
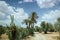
[0,25,5,36]
[29,28,34,36]
[6,26,20,40]
[19,28,29,40]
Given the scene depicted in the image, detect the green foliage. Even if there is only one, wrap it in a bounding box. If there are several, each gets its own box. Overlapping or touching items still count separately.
[6,29,12,40]
[35,26,39,32]
[20,28,29,39]
[6,25,21,40]
[6,25,30,40]
[41,21,50,34]
[56,18,60,32]
[30,12,38,23]
[30,12,38,28]
[35,26,42,33]
[6,15,20,40]
[54,18,60,40]
[54,23,58,32]
[29,28,34,36]
[0,25,5,36]
[23,12,38,36]
[41,21,46,31]
[48,24,55,32]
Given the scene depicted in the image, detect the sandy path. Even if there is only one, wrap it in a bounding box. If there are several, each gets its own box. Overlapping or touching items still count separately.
[27,32,47,40]
[1,32,58,40]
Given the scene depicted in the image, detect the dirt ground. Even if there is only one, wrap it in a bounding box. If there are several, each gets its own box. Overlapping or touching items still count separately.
[0,32,59,40]
[26,32,59,40]
[1,33,9,40]
[41,32,59,40]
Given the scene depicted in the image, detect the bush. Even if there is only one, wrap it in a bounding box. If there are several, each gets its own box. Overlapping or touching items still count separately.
[29,28,34,36]
[19,28,29,40]
[6,25,20,40]
[0,25,5,36]
[35,26,42,33]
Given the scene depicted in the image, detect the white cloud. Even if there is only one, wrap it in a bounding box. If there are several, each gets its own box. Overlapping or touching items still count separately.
[24,0,33,2]
[36,0,59,8]
[0,1,15,14]
[0,12,6,18]
[18,0,33,4]
[0,1,28,26]
[14,8,28,22]
[35,21,40,27]
[0,19,10,25]
[42,10,60,23]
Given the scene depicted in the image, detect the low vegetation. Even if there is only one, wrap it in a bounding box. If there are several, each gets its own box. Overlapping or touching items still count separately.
[0,12,60,40]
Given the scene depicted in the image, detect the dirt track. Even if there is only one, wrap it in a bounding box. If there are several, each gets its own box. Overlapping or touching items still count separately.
[26,32,58,40]
[26,32,47,40]
[1,32,58,40]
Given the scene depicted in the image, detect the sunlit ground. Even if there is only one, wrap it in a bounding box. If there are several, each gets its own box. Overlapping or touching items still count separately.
[1,32,59,40]
[26,32,59,40]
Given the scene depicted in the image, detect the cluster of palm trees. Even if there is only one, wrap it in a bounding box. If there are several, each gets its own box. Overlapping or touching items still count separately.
[23,12,38,29]
[23,12,38,36]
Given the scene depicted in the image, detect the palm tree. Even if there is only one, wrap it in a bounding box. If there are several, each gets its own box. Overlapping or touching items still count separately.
[29,12,38,28]
[23,19,29,29]
[28,20,32,28]
[23,12,38,36]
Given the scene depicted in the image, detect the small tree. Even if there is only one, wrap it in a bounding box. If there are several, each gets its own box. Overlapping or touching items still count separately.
[41,21,49,34]
[56,18,60,40]
[23,12,38,36]
[30,12,38,28]
[49,23,55,32]
[0,25,5,39]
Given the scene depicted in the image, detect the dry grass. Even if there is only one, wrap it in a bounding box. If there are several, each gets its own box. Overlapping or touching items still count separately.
[43,32,59,40]
[0,32,59,40]
[26,32,59,40]
[1,33,9,40]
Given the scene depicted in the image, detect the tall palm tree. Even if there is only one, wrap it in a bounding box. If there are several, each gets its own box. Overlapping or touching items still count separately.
[28,20,32,28]
[23,19,32,29]
[30,12,38,28]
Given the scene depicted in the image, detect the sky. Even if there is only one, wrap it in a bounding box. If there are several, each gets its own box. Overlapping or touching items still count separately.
[0,0,60,27]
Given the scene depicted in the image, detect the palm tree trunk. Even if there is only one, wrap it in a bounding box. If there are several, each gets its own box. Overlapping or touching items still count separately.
[32,23,34,28]
[44,31,47,34]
